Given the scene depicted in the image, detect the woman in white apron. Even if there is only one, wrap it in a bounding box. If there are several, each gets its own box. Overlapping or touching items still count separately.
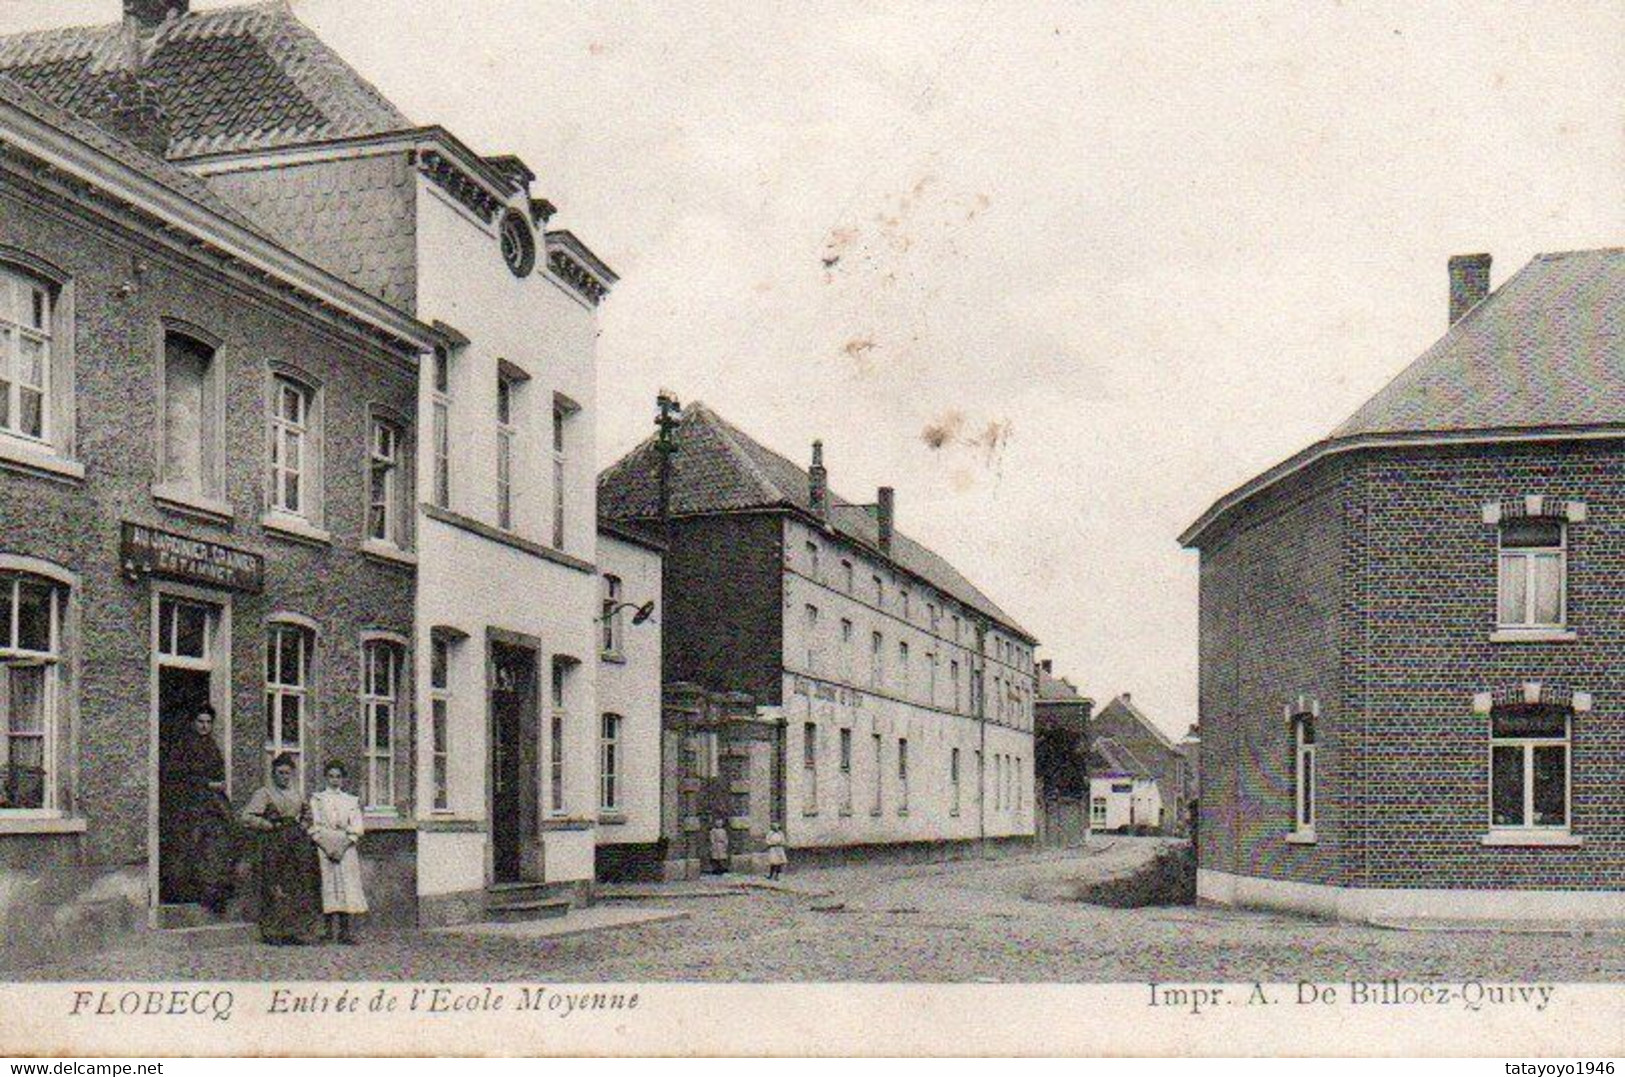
[308,760,368,944]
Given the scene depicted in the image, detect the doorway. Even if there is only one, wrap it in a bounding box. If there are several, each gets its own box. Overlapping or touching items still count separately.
[489,640,538,884]
[152,593,225,907]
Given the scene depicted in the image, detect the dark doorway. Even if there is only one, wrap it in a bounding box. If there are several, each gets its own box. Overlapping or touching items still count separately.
[157,666,214,904]
[489,641,538,884]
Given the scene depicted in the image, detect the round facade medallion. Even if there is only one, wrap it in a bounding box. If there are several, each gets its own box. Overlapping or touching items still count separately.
[499,210,536,277]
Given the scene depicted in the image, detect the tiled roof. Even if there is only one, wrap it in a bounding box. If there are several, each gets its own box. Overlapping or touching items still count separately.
[0,2,412,159]
[0,71,268,238]
[1095,694,1179,753]
[1092,737,1152,780]
[1335,249,1625,437]
[598,401,1035,641]
[1036,664,1089,705]
[1182,248,1625,546]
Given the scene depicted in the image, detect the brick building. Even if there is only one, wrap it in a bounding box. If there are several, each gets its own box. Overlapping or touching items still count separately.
[599,402,1039,868]
[1181,249,1624,923]
[0,0,618,941]
[1034,660,1091,798]
[1089,693,1193,835]
[0,71,440,965]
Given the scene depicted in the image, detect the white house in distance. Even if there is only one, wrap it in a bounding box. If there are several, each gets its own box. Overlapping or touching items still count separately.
[1089,738,1162,833]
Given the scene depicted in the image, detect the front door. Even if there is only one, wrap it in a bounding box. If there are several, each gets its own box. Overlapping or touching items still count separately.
[490,642,538,883]
[155,594,223,906]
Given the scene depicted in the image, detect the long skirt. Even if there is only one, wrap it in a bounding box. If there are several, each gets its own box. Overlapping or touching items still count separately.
[256,823,322,943]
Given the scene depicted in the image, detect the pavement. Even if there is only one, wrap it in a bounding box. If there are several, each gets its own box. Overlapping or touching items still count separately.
[14,838,1624,982]
[431,905,689,941]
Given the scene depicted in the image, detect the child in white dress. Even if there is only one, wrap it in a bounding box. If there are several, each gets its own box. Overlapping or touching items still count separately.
[308,760,368,944]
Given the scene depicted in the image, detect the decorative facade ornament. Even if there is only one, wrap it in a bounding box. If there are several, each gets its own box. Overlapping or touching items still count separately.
[548,248,610,306]
[1481,496,1587,525]
[500,209,535,278]
[417,149,502,224]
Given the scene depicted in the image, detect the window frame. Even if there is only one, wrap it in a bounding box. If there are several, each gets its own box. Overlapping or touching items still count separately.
[1487,703,1571,834]
[0,262,55,445]
[548,658,568,815]
[599,712,622,812]
[431,347,452,510]
[268,372,318,521]
[265,618,315,788]
[360,635,406,813]
[429,634,453,813]
[838,726,853,814]
[156,326,224,505]
[367,415,407,548]
[496,373,517,532]
[801,721,817,815]
[0,572,65,815]
[601,574,624,658]
[1496,516,1567,631]
[1290,713,1316,840]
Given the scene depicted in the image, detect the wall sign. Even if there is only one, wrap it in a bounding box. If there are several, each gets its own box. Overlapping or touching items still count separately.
[121,522,264,594]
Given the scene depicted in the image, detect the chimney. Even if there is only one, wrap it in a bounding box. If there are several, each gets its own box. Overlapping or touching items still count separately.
[1448,253,1492,326]
[808,441,828,521]
[125,0,188,29]
[876,486,894,554]
[1040,659,1053,674]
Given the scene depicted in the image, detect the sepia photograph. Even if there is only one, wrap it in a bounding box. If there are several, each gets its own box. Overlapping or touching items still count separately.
[0,0,1618,1060]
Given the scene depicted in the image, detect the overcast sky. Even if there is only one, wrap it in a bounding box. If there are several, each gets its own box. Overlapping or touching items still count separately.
[6,0,1621,736]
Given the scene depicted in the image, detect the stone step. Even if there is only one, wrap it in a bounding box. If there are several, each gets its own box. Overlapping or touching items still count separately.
[142,922,257,952]
[154,903,228,930]
[485,881,558,904]
[487,898,572,923]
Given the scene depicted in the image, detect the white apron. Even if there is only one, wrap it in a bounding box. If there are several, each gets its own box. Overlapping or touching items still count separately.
[308,789,368,914]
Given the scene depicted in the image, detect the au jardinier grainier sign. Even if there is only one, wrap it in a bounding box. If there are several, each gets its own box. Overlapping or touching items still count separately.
[120,522,265,594]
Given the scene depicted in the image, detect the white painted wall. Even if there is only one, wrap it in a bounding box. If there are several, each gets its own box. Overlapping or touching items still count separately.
[411,177,603,894]
[779,516,1036,847]
[594,531,663,846]
[1090,776,1162,832]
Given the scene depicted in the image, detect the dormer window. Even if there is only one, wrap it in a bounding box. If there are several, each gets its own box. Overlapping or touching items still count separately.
[1498,516,1565,629]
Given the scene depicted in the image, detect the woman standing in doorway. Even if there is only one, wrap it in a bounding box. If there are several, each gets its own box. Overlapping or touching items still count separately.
[765,821,788,880]
[309,761,368,944]
[164,703,236,913]
[239,753,320,945]
[708,818,730,875]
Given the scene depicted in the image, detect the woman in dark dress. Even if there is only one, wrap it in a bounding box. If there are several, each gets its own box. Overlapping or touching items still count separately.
[239,753,321,945]
[163,704,236,912]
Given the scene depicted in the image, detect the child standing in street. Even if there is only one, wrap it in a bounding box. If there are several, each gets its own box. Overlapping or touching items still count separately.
[765,821,788,880]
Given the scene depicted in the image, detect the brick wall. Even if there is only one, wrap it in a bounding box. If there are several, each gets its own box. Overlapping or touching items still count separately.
[661,513,785,704]
[0,174,415,872]
[1197,438,1625,894]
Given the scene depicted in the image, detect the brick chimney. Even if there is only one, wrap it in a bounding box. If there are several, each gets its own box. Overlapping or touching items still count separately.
[1448,253,1492,326]
[808,441,828,521]
[125,0,188,29]
[876,486,895,554]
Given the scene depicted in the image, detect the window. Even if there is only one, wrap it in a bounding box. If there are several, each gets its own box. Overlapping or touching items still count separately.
[839,727,853,813]
[496,375,516,531]
[950,747,961,816]
[952,614,961,642]
[897,737,909,813]
[600,713,622,811]
[974,750,983,805]
[929,603,940,633]
[549,659,568,813]
[265,622,312,784]
[367,418,405,545]
[804,604,820,673]
[869,631,883,688]
[926,652,936,704]
[0,574,63,811]
[0,264,52,442]
[839,618,853,679]
[900,589,910,620]
[897,640,909,695]
[802,722,817,814]
[269,375,315,518]
[361,639,403,810]
[430,636,451,812]
[842,560,854,592]
[950,660,961,712]
[872,574,884,607]
[871,732,883,814]
[1490,704,1569,831]
[1498,517,1565,629]
[431,348,451,509]
[1292,714,1316,834]
[805,541,820,581]
[1015,756,1023,812]
[601,575,624,656]
[1091,796,1107,828]
[552,401,570,550]
[160,332,220,499]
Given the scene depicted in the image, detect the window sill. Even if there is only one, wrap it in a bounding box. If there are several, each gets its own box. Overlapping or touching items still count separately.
[0,438,84,484]
[360,538,417,568]
[261,512,332,547]
[801,809,818,818]
[1481,830,1582,847]
[1489,628,1577,644]
[1285,828,1318,845]
[600,651,627,665]
[362,813,416,831]
[540,816,595,832]
[0,814,87,835]
[838,808,853,818]
[152,484,234,525]
[597,811,628,826]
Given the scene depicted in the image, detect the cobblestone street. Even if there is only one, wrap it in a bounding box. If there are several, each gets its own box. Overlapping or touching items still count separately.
[17,840,1623,983]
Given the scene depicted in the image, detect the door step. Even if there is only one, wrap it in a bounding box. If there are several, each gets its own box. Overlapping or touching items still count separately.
[154,902,229,930]
[485,882,575,923]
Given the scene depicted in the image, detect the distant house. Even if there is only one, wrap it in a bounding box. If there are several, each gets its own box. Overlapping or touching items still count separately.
[1090,694,1193,835]
[1034,660,1093,801]
[1088,739,1161,833]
